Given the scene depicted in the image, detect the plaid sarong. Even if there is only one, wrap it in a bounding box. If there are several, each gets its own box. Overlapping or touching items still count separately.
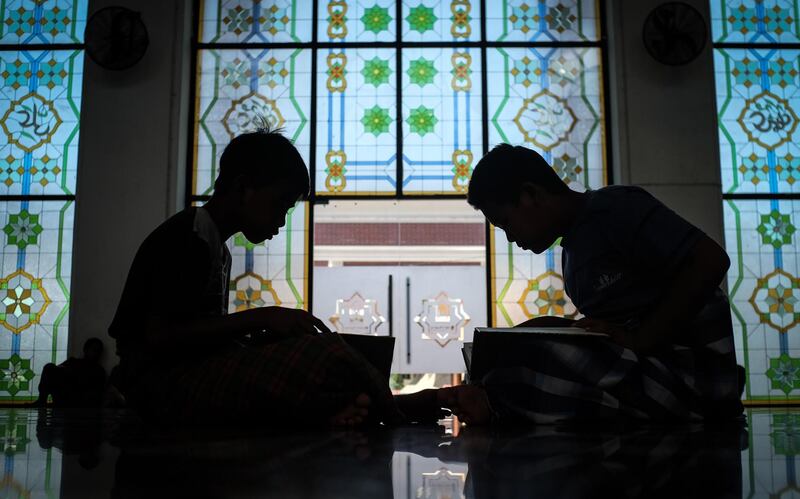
[128,334,401,425]
[481,334,742,424]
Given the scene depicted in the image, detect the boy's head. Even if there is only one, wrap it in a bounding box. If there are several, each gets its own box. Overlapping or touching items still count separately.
[83,337,104,363]
[215,125,309,244]
[468,144,570,254]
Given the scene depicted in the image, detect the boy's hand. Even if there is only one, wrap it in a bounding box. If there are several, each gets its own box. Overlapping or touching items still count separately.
[575,318,662,354]
[574,318,632,349]
[255,306,334,337]
[437,385,491,426]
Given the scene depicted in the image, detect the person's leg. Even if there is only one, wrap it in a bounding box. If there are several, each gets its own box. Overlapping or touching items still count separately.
[136,335,401,426]
[329,393,371,427]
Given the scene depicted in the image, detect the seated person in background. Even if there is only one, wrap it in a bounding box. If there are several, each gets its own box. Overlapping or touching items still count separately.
[109,126,400,426]
[403,144,743,426]
[34,337,107,407]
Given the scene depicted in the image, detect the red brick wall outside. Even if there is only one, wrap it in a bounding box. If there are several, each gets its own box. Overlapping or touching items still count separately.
[314,223,485,246]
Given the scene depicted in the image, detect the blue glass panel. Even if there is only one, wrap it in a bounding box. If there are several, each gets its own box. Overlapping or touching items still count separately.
[0,50,82,196]
[487,47,606,192]
[715,48,800,195]
[725,198,800,402]
[0,0,88,45]
[402,47,482,194]
[0,200,72,401]
[711,0,800,44]
[200,0,313,43]
[401,0,481,42]
[485,0,600,42]
[195,48,311,196]
[318,0,396,42]
[316,48,397,195]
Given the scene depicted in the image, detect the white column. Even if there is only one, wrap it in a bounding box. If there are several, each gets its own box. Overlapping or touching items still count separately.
[606,0,724,245]
[69,0,192,366]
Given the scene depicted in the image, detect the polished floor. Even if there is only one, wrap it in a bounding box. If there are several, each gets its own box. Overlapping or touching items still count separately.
[4,407,796,498]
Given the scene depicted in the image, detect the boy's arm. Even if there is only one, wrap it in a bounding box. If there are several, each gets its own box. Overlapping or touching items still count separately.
[579,235,730,353]
[144,307,333,351]
[634,235,730,352]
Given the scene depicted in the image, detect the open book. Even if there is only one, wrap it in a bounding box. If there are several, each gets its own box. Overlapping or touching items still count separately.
[465,327,610,382]
[476,326,609,338]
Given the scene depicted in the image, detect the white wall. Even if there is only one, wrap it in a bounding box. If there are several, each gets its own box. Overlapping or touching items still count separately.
[607,0,724,244]
[67,0,726,361]
[69,0,191,367]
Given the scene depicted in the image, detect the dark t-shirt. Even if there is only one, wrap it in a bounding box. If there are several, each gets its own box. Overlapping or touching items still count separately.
[561,186,729,345]
[109,208,232,371]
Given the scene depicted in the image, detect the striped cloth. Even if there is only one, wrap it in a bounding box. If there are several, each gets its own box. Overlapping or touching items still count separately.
[127,334,401,425]
[481,333,742,424]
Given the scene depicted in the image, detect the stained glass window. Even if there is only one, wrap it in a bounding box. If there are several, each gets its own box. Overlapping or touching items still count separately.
[713,0,800,402]
[194,48,311,196]
[402,0,480,42]
[193,0,606,320]
[402,48,482,194]
[0,1,84,401]
[724,199,800,400]
[711,0,800,44]
[318,0,396,42]
[0,50,82,197]
[200,0,313,43]
[487,47,605,192]
[0,0,87,45]
[316,48,398,194]
[485,0,600,43]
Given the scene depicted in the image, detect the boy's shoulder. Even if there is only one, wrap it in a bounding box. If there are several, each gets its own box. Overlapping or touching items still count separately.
[585,185,659,214]
[591,185,653,204]
[135,208,209,264]
[141,208,200,247]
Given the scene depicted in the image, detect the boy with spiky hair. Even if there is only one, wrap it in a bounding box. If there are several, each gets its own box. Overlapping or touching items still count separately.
[432,144,743,425]
[110,127,397,426]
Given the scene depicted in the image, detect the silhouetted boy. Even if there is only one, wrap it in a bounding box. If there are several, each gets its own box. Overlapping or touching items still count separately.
[109,127,397,426]
[429,144,743,425]
[35,337,106,407]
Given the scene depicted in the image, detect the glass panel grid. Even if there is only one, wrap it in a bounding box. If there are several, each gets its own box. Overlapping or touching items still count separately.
[194,48,312,196]
[711,0,800,44]
[316,48,398,195]
[716,48,800,195]
[318,0,397,43]
[200,0,313,43]
[487,46,605,192]
[485,0,600,43]
[0,0,88,45]
[713,0,800,403]
[402,47,483,194]
[0,49,83,196]
[0,3,84,403]
[724,199,800,402]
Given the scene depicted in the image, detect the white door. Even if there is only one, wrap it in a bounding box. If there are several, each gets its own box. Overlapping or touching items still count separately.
[313,266,400,366]
[399,266,486,374]
[313,265,486,374]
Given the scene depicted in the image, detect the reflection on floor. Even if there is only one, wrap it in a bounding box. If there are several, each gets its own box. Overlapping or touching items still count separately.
[2,407,798,498]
